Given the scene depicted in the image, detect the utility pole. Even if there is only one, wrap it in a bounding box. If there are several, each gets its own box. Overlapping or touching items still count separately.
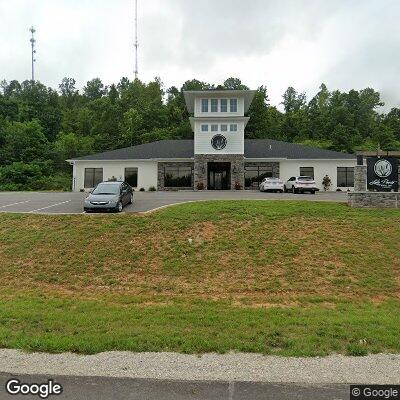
[134,0,138,80]
[29,26,36,81]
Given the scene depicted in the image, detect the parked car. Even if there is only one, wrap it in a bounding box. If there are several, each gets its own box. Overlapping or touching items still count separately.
[284,176,319,194]
[259,177,285,193]
[84,181,133,212]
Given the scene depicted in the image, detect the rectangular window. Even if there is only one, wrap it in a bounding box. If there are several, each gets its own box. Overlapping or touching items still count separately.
[211,99,218,112]
[164,166,193,188]
[211,124,218,132]
[299,167,314,179]
[220,99,228,112]
[230,124,238,132]
[201,99,208,112]
[125,167,138,187]
[230,98,238,112]
[337,167,354,187]
[201,124,209,132]
[221,124,228,132]
[244,165,273,189]
[84,168,103,188]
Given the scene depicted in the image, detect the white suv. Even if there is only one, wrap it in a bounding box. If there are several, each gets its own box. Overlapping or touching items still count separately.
[284,176,319,194]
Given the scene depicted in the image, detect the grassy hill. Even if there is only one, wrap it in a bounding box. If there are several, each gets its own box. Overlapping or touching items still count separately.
[0,201,399,355]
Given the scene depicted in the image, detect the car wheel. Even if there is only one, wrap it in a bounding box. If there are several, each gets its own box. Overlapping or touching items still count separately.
[283,186,287,193]
[116,201,123,213]
[311,190,316,195]
[128,194,133,204]
[292,186,296,194]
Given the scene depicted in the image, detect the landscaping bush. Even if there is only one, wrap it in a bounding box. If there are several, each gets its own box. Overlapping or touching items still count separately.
[148,186,157,191]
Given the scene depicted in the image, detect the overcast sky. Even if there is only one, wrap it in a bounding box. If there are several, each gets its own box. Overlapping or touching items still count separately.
[1,0,399,109]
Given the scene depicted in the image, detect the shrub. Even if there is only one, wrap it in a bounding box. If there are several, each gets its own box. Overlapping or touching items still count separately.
[234,181,242,190]
[139,187,145,192]
[148,186,156,191]
[322,175,332,191]
[196,182,205,190]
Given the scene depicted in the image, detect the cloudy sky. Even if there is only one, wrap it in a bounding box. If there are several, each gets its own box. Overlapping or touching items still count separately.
[1,0,399,109]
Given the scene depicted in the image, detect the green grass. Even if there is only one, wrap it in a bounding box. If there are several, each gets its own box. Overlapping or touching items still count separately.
[0,200,399,355]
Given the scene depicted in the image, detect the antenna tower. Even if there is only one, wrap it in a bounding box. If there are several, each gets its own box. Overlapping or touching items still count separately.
[134,0,138,80]
[30,26,37,81]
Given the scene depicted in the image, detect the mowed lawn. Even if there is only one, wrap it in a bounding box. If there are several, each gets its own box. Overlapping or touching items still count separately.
[0,200,399,356]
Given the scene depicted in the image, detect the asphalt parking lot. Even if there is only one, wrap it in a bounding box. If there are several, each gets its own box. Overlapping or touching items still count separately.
[0,191,348,215]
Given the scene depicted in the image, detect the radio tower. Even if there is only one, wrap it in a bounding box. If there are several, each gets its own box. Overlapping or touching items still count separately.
[29,26,37,81]
[134,0,138,80]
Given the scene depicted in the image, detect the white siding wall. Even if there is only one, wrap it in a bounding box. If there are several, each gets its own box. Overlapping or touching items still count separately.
[194,96,244,117]
[194,120,245,154]
[73,161,158,192]
[278,159,357,191]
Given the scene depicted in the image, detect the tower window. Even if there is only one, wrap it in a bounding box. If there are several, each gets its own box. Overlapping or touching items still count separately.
[211,124,218,132]
[221,124,228,132]
[201,99,208,112]
[230,124,238,132]
[230,98,238,112]
[201,124,209,132]
[211,99,218,112]
[220,99,228,112]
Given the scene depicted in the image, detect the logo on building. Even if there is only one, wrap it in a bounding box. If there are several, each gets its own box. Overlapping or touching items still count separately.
[211,135,227,150]
[374,159,392,178]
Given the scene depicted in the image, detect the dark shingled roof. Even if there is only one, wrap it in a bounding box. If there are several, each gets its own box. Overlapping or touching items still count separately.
[70,139,355,161]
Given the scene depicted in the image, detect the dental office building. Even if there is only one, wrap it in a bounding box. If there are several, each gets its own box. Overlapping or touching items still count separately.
[68,90,356,191]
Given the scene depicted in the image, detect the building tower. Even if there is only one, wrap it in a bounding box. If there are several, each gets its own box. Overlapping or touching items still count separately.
[184,90,255,190]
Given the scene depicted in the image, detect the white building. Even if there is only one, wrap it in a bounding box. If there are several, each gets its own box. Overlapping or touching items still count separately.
[67,90,356,191]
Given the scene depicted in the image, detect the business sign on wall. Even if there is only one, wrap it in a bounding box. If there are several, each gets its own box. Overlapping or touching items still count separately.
[367,157,399,192]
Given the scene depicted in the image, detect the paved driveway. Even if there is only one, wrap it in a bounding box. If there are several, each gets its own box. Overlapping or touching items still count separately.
[0,191,348,215]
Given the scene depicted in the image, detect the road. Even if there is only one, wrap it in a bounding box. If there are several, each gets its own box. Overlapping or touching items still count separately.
[0,190,348,214]
[0,373,350,399]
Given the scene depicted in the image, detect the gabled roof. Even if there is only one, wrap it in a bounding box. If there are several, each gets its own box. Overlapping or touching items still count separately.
[184,90,256,113]
[68,139,355,161]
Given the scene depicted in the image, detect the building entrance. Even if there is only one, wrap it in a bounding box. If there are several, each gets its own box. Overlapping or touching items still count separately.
[207,162,231,190]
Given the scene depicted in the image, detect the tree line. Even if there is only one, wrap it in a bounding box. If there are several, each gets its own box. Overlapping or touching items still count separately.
[0,76,399,190]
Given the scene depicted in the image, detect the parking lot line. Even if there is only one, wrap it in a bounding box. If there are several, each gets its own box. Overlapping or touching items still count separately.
[0,200,30,209]
[28,200,71,213]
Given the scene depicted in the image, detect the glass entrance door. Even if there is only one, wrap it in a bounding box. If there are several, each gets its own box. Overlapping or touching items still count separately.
[207,162,231,190]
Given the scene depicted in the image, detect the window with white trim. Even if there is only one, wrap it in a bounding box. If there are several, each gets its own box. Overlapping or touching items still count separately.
[221,124,228,132]
[201,99,208,112]
[211,99,218,112]
[230,98,238,112]
[211,124,218,132]
[201,124,209,132]
[230,124,238,132]
[220,99,228,112]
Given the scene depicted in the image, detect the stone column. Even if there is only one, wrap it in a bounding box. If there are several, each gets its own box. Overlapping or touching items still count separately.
[354,165,367,192]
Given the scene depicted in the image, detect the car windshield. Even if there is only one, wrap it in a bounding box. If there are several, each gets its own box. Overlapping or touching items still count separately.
[92,183,120,195]
[299,176,313,181]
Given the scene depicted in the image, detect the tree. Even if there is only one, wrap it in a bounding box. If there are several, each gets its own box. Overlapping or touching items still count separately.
[83,78,107,100]
[1,119,49,163]
[119,108,143,146]
[223,78,249,90]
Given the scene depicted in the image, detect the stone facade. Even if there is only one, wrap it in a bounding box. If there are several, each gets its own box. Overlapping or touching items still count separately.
[354,165,367,192]
[348,192,400,208]
[157,162,194,190]
[194,154,244,190]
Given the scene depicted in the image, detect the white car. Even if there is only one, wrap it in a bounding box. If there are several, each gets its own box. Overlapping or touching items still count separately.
[284,176,319,194]
[259,177,285,193]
